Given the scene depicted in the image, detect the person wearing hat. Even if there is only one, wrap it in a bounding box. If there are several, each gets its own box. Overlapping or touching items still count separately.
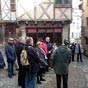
[52,39,71,88]
[5,38,16,78]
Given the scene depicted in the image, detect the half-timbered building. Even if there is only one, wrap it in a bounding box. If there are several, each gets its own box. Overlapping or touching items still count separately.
[0,0,72,45]
[0,0,16,43]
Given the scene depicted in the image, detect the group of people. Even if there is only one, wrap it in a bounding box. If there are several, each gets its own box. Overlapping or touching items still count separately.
[70,42,83,63]
[1,36,84,88]
[5,36,54,88]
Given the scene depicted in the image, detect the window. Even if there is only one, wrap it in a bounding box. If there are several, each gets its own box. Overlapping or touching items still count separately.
[10,0,15,11]
[79,3,82,10]
[77,23,79,29]
[10,0,15,3]
[73,22,75,27]
[77,17,79,20]
[72,32,74,38]
[11,4,15,11]
[55,0,62,4]
[87,17,88,26]
[64,0,69,4]
[55,0,71,4]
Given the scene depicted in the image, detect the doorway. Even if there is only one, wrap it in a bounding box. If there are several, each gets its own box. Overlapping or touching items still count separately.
[26,28,62,45]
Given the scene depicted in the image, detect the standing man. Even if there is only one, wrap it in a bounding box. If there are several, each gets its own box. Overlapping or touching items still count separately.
[16,37,26,88]
[5,38,16,78]
[75,42,83,63]
[25,37,40,88]
[70,43,76,61]
[45,37,53,71]
[52,40,71,88]
[13,38,19,70]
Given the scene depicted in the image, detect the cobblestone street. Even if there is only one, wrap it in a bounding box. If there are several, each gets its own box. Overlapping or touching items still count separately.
[0,55,88,88]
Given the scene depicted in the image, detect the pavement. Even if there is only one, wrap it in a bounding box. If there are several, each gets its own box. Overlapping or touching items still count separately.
[0,45,88,88]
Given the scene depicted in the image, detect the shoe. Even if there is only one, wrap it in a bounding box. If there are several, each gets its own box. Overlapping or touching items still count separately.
[8,75,12,78]
[16,68,19,71]
[42,74,45,77]
[12,73,16,76]
[37,81,42,84]
[40,78,46,81]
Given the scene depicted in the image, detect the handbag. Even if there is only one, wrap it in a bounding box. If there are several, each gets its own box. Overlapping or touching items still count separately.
[39,57,48,66]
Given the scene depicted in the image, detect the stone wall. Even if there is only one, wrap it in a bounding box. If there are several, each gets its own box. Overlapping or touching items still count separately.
[62,24,70,42]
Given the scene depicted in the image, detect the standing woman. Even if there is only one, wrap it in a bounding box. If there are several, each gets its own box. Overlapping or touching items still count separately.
[36,41,47,84]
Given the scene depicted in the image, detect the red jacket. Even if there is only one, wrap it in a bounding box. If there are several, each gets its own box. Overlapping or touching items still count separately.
[42,42,48,55]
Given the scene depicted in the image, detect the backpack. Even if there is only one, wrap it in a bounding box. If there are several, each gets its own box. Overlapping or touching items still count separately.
[20,47,30,66]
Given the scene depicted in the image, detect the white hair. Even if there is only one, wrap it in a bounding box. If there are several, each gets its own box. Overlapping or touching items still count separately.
[18,37,25,42]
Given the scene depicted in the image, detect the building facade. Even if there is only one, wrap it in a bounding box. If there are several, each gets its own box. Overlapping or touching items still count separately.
[70,0,82,43]
[0,0,16,43]
[0,0,72,45]
[81,0,88,55]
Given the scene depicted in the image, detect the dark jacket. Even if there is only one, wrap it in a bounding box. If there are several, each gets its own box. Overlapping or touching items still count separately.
[15,43,25,87]
[53,45,71,75]
[5,43,16,62]
[70,44,75,53]
[46,42,53,51]
[46,42,53,55]
[36,47,48,68]
[25,44,40,73]
[15,43,24,68]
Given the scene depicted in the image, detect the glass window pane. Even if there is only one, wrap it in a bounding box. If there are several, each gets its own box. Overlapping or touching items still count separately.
[10,0,15,3]
[11,4,15,11]
[55,0,62,4]
[72,32,74,38]
[64,0,72,4]
[64,0,69,4]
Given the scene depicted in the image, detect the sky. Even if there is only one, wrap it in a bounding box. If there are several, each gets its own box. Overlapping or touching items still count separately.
[72,0,82,8]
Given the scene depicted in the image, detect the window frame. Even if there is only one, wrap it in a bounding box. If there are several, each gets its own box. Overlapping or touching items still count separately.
[72,32,74,38]
[55,0,72,7]
[10,0,15,4]
[10,0,15,12]
[55,0,62,4]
